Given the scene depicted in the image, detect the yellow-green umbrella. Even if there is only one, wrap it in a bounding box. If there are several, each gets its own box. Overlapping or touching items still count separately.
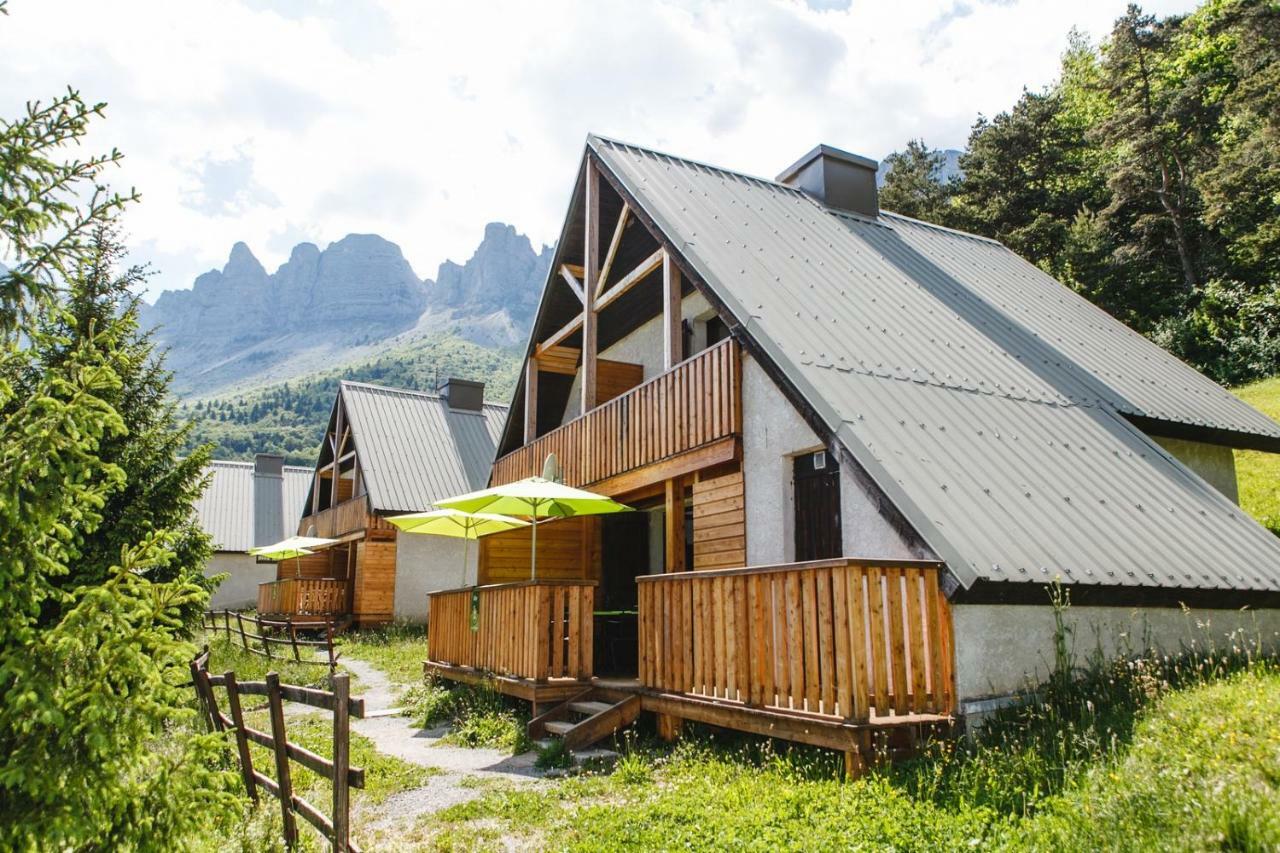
[388,508,529,587]
[435,476,632,580]
[249,535,339,576]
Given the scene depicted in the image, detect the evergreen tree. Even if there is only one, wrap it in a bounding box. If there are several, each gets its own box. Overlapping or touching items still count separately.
[878,139,955,224]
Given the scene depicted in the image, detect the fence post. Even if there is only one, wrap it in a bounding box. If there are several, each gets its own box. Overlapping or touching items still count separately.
[265,672,298,848]
[261,614,273,660]
[224,609,231,642]
[288,617,301,663]
[325,617,337,672]
[236,611,250,652]
[332,672,351,852]
[223,670,258,803]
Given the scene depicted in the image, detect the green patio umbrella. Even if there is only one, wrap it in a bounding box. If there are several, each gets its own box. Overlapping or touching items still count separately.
[435,474,632,580]
[249,535,339,576]
[387,508,530,587]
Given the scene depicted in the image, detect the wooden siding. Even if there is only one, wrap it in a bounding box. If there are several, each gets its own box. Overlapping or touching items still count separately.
[478,517,601,585]
[492,338,741,488]
[427,581,596,681]
[257,578,347,617]
[353,539,396,625]
[637,559,955,723]
[275,550,334,581]
[297,496,392,539]
[597,359,644,405]
[692,467,745,570]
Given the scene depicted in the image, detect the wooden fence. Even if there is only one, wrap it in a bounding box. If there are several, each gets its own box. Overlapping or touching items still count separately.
[637,558,955,722]
[427,580,596,681]
[203,610,340,671]
[492,338,741,487]
[257,577,347,617]
[190,647,366,851]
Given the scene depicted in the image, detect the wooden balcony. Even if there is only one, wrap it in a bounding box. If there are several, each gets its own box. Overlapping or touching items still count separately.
[297,496,391,539]
[426,580,597,682]
[492,338,741,489]
[258,578,348,618]
[636,558,955,723]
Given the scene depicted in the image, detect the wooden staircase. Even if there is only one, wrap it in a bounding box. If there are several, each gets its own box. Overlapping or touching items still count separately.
[528,687,641,752]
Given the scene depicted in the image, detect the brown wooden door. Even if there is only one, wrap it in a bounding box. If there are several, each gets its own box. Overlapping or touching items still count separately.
[794,451,841,561]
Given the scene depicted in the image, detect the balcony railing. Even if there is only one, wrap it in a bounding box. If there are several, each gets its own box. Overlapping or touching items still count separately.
[637,558,955,723]
[492,338,741,488]
[298,496,377,539]
[427,580,597,681]
[258,578,347,617]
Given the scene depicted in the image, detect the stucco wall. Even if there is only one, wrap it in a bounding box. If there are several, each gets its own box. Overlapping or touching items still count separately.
[562,291,712,423]
[1151,435,1240,504]
[952,602,1280,703]
[393,531,474,623]
[741,355,922,565]
[206,552,273,610]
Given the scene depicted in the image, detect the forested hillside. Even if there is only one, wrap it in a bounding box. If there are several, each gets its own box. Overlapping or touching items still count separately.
[878,1,1280,386]
[182,333,519,463]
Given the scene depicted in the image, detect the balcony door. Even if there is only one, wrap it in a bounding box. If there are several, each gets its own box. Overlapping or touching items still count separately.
[794,451,842,562]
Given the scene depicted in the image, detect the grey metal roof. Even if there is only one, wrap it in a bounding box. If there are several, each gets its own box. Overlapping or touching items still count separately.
[195,460,313,551]
[338,381,507,514]
[589,135,1280,593]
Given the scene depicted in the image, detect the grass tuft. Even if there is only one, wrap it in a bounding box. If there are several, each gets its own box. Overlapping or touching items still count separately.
[401,676,532,754]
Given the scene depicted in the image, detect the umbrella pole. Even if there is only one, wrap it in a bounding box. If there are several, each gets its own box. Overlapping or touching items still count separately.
[462,534,470,588]
[531,516,538,581]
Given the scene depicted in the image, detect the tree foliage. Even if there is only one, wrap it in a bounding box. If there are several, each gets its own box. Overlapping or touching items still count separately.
[0,11,240,847]
[880,0,1280,385]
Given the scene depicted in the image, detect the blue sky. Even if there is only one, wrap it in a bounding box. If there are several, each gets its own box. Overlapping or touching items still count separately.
[0,0,1194,300]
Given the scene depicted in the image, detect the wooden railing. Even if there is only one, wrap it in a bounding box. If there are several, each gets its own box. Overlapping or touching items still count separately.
[298,496,380,538]
[637,559,954,723]
[258,578,347,617]
[427,580,596,681]
[492,338,741,487]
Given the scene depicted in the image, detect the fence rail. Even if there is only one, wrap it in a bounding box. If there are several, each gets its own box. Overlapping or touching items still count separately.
[427,580,596,681]
[637,558,955,723]
[203,610,340,671]
[190,647,366,851]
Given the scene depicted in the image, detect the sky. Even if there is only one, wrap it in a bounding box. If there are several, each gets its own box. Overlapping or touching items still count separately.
[1,0,1196,301]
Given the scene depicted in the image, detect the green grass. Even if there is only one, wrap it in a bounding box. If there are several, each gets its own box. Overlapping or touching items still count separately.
[336,622,429,690]
[1234,375,1280,536]
[201,633,345,690]
[401,677,532,754]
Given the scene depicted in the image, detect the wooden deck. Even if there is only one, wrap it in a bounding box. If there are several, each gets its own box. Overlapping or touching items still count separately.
[258,577,347,618]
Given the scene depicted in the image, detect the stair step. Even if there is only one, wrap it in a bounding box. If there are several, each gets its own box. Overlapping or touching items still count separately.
[568,701,613,717]
[544,720,575,736]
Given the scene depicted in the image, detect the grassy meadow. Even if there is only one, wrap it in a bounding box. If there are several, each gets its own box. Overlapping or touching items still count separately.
[1235,375,1280,536]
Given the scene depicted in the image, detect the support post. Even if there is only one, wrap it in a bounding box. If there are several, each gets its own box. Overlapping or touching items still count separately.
[663,250,682,369]
[581,161,599,413]
[656,713,683,742]
[524,355,539,444]
[265,672,298,848]
[664,477,686,573]
[223,671,258,802]
[332,672,351,852]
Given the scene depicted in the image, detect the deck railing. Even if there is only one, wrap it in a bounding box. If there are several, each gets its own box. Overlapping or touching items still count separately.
[492,338,741,487]
[637,558,954,723]
[427,580,596,681]
[258,577,347,617]
[298,496,374,539]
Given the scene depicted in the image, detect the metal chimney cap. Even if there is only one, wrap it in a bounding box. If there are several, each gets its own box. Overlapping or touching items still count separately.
[776,144,878,185]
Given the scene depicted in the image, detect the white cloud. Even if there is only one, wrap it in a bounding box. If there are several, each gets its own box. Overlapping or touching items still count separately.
[0,0,1196,299]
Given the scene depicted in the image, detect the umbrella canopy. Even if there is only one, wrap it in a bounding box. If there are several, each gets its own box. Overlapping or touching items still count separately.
[388,508,531,588]
[436,477,631,519]
[436,476,631,580]
[387,508,530,537]
[248,535,339,561]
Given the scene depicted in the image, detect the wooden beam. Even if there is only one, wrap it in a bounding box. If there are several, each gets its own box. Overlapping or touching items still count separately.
[537,313,584,355]
[524,356,539,444]
[537,345,580,375]
[663,250,682,370]
[582,163,600,412]
[331,402,344,509]
[596,203,630,297]
[587,436,739,498]
[596,249,662,313]
[559,265,585,305]
[665,476,687,573]
[564,263,584,278]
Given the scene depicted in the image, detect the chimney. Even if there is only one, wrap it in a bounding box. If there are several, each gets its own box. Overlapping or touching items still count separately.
[438,377,485,412]
[777,144,879,218]
[252,453,285,547]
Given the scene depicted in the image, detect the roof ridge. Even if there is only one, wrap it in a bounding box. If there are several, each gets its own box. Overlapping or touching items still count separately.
[339,378,509,410]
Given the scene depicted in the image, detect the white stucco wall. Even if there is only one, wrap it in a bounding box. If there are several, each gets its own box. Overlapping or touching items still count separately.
[393,532,475,623]
[1152,435,1240,504]
[206,552,273,610]
[562,291,712,423]
[952,602,1280,703]
[741,355,922,565]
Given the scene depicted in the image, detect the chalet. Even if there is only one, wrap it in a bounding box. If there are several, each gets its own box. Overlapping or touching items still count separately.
[423,136,1280,759]
[196,454,313,609]
[257,378,506,626]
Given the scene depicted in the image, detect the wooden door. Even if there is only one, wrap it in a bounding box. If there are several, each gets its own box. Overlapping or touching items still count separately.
[793,451,841,561]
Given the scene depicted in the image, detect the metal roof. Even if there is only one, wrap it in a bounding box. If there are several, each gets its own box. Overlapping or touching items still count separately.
[195,460,314,552]
[338,381,507,514]
[589,135,1280,593]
